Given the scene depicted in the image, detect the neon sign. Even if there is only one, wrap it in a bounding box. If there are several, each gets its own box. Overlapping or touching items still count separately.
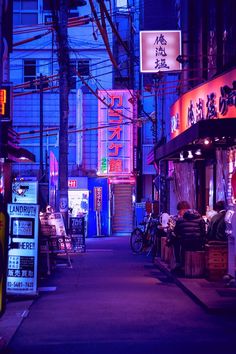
[170,69,236,138]
[97,90,134,176]
[0,85,12,122]
[0,90,6,115]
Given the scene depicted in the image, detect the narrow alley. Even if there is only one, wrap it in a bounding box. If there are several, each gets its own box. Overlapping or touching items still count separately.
[4,236,236,354]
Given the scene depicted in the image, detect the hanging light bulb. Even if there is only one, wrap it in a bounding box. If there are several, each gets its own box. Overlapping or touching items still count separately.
[204,138,210,145]
[195,148,202,156]
[187,150,193,159]
[180,151,184,161]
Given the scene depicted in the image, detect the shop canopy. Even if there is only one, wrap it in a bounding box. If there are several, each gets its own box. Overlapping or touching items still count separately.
[0,126,35,163]
[148,118,236,163]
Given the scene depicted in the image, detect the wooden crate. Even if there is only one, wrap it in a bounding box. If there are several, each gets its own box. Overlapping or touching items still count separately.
[205,243,228,281]
[185,251,206,278]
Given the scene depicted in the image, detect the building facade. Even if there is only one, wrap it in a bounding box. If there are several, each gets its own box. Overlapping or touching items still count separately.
[148,0,236,215]
[10,0,141,235]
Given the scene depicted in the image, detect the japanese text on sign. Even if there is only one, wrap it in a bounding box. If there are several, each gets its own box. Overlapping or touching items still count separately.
[140,31,181,73]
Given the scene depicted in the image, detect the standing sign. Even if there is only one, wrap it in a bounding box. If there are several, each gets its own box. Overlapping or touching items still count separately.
[0,208,7,317]
[69,217,86,252]
[7,204,39,296]
[46,212,73,252]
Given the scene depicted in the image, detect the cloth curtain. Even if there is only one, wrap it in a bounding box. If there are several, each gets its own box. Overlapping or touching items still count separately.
[172,162,195,208]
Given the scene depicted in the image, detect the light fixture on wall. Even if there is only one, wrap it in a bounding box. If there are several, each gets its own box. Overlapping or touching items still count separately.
[204,138,210,145]
[195,148,202,156]
[180,151,184,161]
[187,150,193,159]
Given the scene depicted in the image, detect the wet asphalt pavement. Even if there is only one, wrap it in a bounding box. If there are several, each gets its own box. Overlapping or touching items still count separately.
[4,236,236,354]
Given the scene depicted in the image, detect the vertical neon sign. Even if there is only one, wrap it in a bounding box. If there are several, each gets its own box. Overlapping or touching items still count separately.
[98,90,134,176]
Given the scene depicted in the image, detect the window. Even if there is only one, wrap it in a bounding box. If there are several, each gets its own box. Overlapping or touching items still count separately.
[70,61,77,90]
[13,0,38,25]
[24,59,36,88]
[70,59,90,89]
[78,59,90,76]
[116,0,128,9]
[43,0,85,10]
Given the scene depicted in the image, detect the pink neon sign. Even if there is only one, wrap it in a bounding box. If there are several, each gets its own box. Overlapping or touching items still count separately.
[97,90,134,176]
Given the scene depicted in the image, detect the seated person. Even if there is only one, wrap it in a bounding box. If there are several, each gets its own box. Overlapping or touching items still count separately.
[207,200,227,243]
[170,204,206,269]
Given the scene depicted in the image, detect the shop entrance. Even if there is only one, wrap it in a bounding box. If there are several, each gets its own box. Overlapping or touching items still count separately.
[111,183,134,235]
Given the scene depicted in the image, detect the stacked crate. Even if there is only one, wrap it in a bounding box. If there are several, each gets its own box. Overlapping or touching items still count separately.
[205,243,228,281]
[184,251,206,278]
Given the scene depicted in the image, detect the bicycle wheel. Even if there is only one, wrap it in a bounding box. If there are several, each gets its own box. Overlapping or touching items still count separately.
[130,228,144,253]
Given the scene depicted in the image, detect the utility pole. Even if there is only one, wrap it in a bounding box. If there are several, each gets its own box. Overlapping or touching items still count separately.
[50,0,70,228]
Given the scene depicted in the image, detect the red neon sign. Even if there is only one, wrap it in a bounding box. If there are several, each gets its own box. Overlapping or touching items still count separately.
[0,85,12,122]
[170,68,236,139]
[0,90,6,115]
[68,180,77,188]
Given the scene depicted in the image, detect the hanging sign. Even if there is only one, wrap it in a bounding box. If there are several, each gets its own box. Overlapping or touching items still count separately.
[0,84,12,122]
[140,31,182,73]
[94,187,102,211]
[7,204,39,296]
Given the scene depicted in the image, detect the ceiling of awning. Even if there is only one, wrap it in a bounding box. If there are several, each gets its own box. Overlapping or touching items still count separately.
[148,118,236,163]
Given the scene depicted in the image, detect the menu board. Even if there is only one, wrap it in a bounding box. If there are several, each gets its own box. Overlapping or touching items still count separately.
[39,212,73,252]
[69,217,86,252]
[7,204,39,295]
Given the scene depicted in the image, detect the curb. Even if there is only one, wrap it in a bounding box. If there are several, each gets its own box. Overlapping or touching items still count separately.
[154,258,210,312]
[154,258,236,315]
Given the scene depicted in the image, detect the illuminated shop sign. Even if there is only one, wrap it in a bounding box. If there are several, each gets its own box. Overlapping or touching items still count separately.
[140,30,181,73]
[68,179,77,188]
[7,204,39,296]
[0,85,12,122]
[94,187,102,211]
[170,68,236,138]
[97,90,134,176]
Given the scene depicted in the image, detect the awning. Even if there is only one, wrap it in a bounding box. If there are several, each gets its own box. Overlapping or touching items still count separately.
[148,118,236,163]
[7,146,35,163]
[0,126,35,163]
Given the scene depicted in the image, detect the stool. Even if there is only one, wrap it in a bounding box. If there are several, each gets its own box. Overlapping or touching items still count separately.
[184,251,206,278]
[205,243,228,281]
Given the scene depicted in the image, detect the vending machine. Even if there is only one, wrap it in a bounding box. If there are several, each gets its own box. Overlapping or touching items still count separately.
[68,177,89,236]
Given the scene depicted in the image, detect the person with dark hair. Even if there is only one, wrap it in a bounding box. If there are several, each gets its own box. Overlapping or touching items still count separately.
[167,201,191,270]
[168,201,206,272]
[207,200,227,242]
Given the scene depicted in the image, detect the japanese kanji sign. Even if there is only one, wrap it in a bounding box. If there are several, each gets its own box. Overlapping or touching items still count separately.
[170,68,236,138]
[140,31,181,73]
[97,90,134,176]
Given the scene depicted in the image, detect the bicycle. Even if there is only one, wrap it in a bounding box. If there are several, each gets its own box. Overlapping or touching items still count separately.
[130,213,159,256]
